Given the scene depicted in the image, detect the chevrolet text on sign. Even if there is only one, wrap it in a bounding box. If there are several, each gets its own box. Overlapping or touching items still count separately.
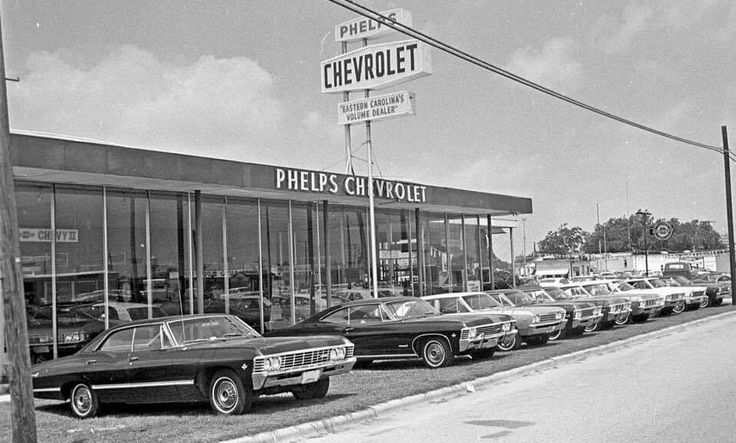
[321,39,431,94]
[337,91,415,125]
[275,168,427,203]
[334,9,413,42]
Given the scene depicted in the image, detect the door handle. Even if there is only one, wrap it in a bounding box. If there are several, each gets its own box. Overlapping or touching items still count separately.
[128,356,139,363]
[85,359,97,365]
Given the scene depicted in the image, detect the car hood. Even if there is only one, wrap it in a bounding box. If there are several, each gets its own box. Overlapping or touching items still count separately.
[182,335,349,355]
[407,313,513,327]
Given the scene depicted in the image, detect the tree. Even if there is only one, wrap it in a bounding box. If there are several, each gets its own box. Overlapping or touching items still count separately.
[538,224,589,256]
[583,211,724,253]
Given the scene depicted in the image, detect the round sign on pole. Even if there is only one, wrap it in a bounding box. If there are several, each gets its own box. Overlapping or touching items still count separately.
[652,221,674,241]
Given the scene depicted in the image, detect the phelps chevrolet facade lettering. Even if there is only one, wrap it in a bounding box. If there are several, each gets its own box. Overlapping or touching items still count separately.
[275,168,427,203]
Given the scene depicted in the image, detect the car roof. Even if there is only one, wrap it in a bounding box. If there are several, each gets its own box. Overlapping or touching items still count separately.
[423,292,488,299]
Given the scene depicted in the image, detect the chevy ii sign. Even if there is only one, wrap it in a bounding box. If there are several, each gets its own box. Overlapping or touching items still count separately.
[321,40,431,94]
[334,9,413,42]
[337,91,415,125]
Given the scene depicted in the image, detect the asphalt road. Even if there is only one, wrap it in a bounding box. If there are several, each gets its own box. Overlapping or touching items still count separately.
[313,313,736,442]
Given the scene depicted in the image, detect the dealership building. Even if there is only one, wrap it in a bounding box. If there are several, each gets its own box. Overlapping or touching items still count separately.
[10,132,532,359]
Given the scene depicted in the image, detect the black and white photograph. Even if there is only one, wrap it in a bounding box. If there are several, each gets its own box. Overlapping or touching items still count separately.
[1,1,735,442]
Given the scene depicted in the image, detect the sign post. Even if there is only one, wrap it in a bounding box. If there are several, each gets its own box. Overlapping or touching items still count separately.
[325,9,428,298]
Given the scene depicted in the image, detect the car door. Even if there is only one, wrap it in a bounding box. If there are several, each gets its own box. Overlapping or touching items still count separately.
[320,304,392,357]
[83,326,136,402]
[126,323,179,403]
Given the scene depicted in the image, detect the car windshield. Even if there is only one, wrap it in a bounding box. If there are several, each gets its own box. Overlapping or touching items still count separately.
[583,284,612,296]
[462,293,502,309]
[502,291,537,305]
[615,282,636,291]
[384,299,439,318]
[672,275,693,285]
[549,288,575,300]
[167,315,259,344]
[650,279,670,288]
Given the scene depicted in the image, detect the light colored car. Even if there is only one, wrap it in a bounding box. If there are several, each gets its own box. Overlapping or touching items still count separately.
[624,278,686,315]
[423,292,564,350]
[556,283,630,331]
[78,302,168,322]
[598,280,664,322]
[663,276,709,309]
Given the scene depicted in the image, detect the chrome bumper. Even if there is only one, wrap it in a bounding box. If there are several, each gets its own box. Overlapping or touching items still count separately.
[251,358,356,391]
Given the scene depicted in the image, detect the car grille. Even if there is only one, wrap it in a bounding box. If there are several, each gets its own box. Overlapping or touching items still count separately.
[538,313,559,323]
[580,307,597,318]
[692,290,705,297]
[610,303,625,313]
[460,323,503,340]
[644,299,659,307]
[253,345,354,373]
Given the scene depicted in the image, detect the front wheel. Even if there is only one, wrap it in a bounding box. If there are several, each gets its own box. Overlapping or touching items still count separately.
[209,369,251,415]
[69,383,100,419]
[614,313,630,326]
[420,337,454,369]
[699,297,709,309]
[292,378,330,400]
[548,324,566,341]
[496,333,519,352]
[672,301,685,314]
[584,321,599,333]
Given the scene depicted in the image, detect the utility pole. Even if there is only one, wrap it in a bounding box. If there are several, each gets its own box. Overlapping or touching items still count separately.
[0,8,39,441]
[721,126,736,304]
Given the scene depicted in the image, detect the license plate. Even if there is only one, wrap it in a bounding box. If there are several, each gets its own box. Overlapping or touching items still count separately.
[301,369,320,384]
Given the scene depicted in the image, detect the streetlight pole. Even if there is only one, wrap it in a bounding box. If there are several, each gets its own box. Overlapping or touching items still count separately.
[636,209,651,277]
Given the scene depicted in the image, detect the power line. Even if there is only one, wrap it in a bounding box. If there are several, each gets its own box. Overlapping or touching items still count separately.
[327,0,725,156]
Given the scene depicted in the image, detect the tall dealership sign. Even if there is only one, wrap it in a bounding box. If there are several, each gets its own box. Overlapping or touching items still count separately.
[321,40,431,94]
[323,9,430,298]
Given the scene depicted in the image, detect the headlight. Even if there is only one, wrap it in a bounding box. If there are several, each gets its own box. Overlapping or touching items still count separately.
[532,315,540,324]
[262,358,272,371]
[555,312,563,320]
[625,302,632,310]
[59,332,85,343]
[337,347,346,359]
[595,308,602,315]
[573,310,582,319]
[269,356,281,371]
[502,322,511,332]
[330,349,339,361]
[467,327,477,339]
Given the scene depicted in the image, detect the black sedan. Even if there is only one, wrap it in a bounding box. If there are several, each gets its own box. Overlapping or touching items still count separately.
[267,296,516,369]
[32,314,355,418]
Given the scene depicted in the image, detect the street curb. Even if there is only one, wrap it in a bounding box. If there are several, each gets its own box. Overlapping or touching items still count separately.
[224,309,736,443]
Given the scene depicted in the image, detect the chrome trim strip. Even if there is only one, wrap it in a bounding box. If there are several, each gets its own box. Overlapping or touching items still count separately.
[91,380,194,390]
[33,387,61,393]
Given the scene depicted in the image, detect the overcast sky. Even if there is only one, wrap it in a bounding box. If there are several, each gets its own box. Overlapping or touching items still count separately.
[3,1,735,259]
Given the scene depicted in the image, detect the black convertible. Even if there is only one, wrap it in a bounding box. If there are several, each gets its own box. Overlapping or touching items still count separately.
[267,296,516,369]
[31,314,355,418]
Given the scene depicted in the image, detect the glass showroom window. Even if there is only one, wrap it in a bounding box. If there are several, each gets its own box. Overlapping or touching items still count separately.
[326,205,370,302]
[421,212,448,295]
[16,183,53,362]
[260,201,292,329]
[448,214,467,292]
[148,192,188,316]
[53,185,105,358]
[374,209,414,297]
[105,189,148,306]
[199,196,226,313]
[464,216,483,291]
[291,201,322,322]
[225,197,265,333]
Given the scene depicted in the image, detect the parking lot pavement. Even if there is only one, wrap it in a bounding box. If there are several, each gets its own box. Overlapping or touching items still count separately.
[313,311,736,443]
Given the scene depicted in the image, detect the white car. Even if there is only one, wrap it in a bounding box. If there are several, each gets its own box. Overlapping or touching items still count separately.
[624,278,686,314]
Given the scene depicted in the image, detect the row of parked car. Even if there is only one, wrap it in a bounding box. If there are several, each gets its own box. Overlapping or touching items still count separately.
[30,272,730,420]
